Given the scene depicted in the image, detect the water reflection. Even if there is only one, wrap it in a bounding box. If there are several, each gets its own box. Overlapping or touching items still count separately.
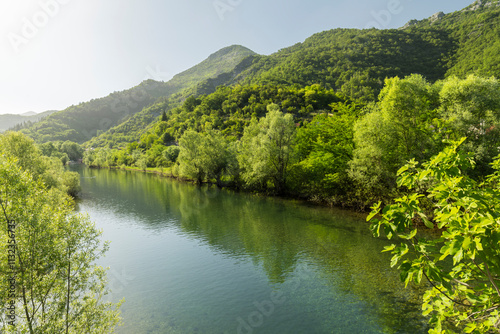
[75,166,428,333]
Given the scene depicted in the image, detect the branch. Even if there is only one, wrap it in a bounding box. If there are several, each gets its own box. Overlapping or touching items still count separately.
[466,305,499,320]
[485,262,500,298]
[423,271,470,307]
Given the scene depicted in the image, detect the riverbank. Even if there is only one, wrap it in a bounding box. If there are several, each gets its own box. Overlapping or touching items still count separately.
[84,163,370,212]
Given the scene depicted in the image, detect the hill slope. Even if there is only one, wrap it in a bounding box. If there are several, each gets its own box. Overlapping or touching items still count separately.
[20,45,256,144]
[0,110,57,132]
[20,1,500,147]
[402,0,500,78]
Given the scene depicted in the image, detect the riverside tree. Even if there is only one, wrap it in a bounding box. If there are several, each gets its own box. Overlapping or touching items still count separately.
[349,74,440,204]
[238,104,296,194]
[178,129,233,186]
[0,133,122,333]
[369,139,500,333]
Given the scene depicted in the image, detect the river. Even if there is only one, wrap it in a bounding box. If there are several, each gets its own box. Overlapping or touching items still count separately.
[73,166,428,334]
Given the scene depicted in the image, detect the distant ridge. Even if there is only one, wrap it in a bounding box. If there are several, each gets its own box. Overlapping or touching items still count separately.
[0,110,57,133]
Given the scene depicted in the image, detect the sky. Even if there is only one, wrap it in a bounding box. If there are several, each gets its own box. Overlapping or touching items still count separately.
[0,0,475,115]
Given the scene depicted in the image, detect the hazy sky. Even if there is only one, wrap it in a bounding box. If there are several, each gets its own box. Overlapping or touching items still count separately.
[0,0,474,115]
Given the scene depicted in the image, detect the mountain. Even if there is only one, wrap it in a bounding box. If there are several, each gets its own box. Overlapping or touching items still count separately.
[18,1,500,147]
[231,28,455,102]
[20,45,256,144]
[86,0,500,148]
[0,110,57,133]
[85,50,257,148]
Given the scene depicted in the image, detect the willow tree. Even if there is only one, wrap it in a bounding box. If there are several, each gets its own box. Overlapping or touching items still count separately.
[438,75,500,177]
[0,144,121,332]
[349,74,440,203]
[178,129,233,186]
[238,104,296,194]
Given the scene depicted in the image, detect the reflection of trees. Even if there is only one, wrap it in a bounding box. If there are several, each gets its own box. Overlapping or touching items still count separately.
[77,166,428,332]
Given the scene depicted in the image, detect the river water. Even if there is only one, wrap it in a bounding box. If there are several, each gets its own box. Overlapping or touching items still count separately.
[73,166,428,334]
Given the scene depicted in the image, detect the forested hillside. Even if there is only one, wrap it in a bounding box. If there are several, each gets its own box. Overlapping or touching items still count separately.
[85,49,257,148]
[0,110,57,132]
[233,28,455,102]
[402,0,500,78]
[88,0,500,149]
[15,1,500,148]
[19,45,256,144]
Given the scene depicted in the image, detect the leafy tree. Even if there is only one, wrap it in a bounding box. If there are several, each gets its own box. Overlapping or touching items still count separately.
[290,103,356,202]
[238,104,296,194]
[178,130,206,183]
[0,132,80,197]
[178,130,233,186]
[163,146,180,164]
[60,141,84,161]
[0,149,121,333]
[438,75,500,177]
[349,75,440,203]
[369,139,500,333]
[200,130,233,187]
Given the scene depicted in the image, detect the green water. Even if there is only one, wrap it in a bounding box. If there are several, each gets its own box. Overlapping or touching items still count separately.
[73,166,428,334]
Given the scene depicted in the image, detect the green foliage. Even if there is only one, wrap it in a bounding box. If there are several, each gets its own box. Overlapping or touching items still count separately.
[369,139,500,333]
[178,129,234,186]
[0,132,81,197]
[163,146,180,164]
[349,74,500,205]
[20,81,163,144]
[290,103,357,202]
[411,2,500,79]
[238,104,296,194]
[349,75,441,204]
[0,141,121,333]
[439,75,500,177]
[236,28,455,102]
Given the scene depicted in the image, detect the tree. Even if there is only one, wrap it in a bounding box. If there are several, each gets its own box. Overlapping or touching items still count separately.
[0,132,81,197]
[177,130,233,186]
[60,141,84,161]
[349,75,440,203]
[290,103,356,202]
[238,104,296,194]
[369,139,500,333]
[178,130,205,184]
[163,146,180,164]
[0,152,121,333]
[438,75,500,177]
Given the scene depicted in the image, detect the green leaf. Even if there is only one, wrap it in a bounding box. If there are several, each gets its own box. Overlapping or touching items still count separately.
[453,249,463,264]
[383,244,396,252]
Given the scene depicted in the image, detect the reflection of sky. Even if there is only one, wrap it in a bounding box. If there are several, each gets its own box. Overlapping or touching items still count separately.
[75,166,428,333]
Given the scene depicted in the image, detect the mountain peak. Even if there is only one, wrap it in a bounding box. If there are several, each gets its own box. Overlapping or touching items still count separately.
[208,45,256,59]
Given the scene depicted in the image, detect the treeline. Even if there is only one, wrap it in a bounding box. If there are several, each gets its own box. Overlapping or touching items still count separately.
[83,75,500,208]
[85,84,344,149]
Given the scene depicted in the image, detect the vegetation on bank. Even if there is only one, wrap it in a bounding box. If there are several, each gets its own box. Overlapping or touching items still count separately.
[83,75,500,209]
[370,139,500,333]
[0,132,122,333]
